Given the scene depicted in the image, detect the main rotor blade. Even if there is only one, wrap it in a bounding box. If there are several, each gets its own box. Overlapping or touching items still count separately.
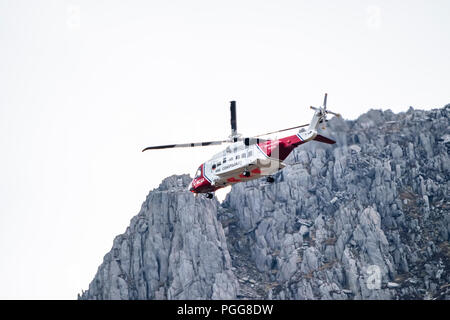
[230,101,237,136]
[142,140,227,152]
[253,123,310,137]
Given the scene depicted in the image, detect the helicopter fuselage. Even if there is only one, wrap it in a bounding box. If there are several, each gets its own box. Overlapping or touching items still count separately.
[188,129,317,194]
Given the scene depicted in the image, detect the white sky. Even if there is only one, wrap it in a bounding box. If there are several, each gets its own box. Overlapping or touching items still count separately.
[0,0,448,299]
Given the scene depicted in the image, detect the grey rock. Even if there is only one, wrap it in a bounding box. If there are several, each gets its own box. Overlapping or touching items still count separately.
[80,175,238,300]
[387,282,400,289]
[299,225,309,237]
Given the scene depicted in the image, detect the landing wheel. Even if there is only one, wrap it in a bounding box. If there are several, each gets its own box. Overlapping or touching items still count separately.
[266,176,275,183]
[205,193,214,199]
[243,170,251,177]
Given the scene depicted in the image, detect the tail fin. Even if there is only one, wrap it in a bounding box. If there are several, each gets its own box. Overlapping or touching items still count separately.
[313,134,335,144]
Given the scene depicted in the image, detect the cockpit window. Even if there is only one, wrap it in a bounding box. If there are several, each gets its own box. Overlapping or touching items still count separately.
[195,167,202,178]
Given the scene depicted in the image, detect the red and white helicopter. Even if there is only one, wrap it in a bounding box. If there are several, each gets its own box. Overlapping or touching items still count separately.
[143,94,340,199]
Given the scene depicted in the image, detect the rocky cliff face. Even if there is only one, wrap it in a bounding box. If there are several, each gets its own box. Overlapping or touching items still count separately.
[80,105,449,300]
[79,175,238,299]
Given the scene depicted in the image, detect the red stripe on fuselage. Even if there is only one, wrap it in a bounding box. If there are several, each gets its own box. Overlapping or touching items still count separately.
[257,134,305,161]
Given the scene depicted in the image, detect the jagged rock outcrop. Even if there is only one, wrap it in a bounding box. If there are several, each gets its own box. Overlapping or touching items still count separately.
[79,175,238,300]
[80,105,449,300]
[222,105,449,300]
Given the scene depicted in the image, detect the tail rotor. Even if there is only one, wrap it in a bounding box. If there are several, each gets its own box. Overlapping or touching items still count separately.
[310,93,341,130]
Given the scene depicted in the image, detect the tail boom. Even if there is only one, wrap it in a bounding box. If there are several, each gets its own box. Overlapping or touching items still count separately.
[313,134,336,144]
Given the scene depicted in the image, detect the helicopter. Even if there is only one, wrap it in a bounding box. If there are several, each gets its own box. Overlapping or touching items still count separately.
[142,94,340,199]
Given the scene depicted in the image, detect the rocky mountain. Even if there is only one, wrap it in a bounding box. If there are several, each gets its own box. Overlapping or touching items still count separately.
[78,175,238,300]
[79,105,449,300]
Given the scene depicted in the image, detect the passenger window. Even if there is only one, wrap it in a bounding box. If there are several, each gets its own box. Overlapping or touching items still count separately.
[212,164,216,170]
[241,153,246,158]
[228,157,233,162]
[217,162,221,167]
[236,155,240,160]
[248,151,253,157]
[223,158,227,164]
